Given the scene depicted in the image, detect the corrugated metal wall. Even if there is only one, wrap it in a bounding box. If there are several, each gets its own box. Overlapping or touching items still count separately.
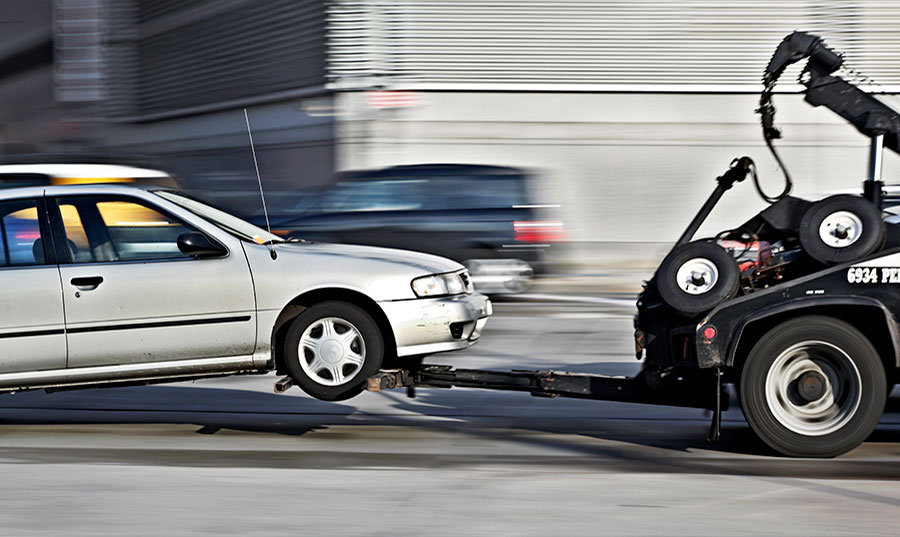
[328,1,900,91]
[109,0,328,120]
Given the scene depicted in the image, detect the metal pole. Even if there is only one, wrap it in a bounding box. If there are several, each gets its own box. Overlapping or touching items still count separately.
[868,134,884,183]
[864,134,885,208]
[675,186,726,247]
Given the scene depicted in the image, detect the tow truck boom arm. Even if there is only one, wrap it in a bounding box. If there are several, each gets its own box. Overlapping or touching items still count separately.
[761,31,900,154]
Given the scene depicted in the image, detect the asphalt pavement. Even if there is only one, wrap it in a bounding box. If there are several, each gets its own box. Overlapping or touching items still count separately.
[1,295,899,536]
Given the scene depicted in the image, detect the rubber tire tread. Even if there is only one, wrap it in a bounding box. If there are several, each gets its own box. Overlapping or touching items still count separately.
[656,241,740,317]
[739,316,886,458]
[799,195,885,265]
[284,301,384,401]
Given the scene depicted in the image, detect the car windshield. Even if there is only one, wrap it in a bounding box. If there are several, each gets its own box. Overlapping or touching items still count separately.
[154,190,283,244]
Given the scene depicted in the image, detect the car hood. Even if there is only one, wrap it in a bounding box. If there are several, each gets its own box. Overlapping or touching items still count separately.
[275,241,463,274]
[242,240,466,304]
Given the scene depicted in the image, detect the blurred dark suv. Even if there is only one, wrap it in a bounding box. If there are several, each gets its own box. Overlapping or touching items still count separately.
[262,164,562,294]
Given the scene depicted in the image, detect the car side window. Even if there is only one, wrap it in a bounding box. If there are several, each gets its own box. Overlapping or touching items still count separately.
[0,199,49,267]
[57,196,197,263]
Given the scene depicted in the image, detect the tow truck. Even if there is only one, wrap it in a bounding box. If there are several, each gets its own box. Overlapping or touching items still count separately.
[361,32,900,458]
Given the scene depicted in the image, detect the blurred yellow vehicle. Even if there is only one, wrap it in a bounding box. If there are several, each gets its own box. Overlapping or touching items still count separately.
[0,163,178,189]
[0,163,181,231]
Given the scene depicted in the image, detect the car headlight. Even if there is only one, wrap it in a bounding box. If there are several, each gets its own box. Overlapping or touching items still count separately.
[411,271,472,297]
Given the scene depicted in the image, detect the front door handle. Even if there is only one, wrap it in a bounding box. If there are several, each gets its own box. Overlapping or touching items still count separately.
[70,276,104,291]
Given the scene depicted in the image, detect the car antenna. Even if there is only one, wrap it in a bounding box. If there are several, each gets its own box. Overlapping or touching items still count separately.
[243,108,277,260]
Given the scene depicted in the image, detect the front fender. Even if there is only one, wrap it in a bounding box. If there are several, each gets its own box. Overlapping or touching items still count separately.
[696,295,900,369]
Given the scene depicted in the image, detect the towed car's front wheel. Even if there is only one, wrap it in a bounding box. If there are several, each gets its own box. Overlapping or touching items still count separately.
[284,301,384,401]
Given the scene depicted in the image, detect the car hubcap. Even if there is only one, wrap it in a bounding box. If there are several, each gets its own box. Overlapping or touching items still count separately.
[765,341,862,436]
[299,317,366,386]
[819,211,863,248]
[675,258,719,295]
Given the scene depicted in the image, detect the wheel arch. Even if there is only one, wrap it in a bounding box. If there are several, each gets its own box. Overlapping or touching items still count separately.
[726,298,900,375]
[270,287,397,376]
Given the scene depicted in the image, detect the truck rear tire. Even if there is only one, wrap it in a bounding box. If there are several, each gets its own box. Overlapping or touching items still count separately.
[740,316,886,457]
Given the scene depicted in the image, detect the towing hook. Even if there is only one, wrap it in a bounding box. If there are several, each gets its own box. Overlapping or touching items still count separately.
[273,376,294,393]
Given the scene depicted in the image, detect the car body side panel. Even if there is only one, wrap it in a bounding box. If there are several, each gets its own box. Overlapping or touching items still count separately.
[60,256,257,367]
[0,266,67,373]
[49,190,259,368]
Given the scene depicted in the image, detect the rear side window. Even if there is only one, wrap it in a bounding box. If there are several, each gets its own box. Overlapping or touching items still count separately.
[56,196,196,263]
[0,199,48,267]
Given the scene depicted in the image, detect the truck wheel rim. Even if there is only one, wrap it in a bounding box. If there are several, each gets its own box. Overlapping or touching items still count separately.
[675,258,719,295]
[764,341,862,436]
[819,211,863,248]
[299,317,366,386]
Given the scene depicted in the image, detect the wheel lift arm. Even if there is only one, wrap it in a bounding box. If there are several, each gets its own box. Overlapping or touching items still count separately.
[367,365,725,412]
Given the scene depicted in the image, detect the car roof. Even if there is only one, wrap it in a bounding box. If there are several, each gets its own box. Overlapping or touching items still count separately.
[0,183,165,201]
[0,163,170,179]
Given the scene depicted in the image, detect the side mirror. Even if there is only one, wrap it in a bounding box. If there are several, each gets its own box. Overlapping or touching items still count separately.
[177,232,227,258]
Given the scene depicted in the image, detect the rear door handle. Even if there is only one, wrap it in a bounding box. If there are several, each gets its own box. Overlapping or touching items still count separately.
[70,276,104,291]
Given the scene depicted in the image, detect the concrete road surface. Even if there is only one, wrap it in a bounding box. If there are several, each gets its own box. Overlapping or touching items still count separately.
[1,299,899,536]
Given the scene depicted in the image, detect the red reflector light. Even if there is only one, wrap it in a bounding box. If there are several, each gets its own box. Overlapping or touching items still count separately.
[513,221,565,243]
[14,231,40,240]
[366,91,420,109]
[702,326,717,340]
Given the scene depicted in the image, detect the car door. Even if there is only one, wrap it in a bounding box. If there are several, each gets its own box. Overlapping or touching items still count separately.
[0,196,67,373]
[51,193,256,368]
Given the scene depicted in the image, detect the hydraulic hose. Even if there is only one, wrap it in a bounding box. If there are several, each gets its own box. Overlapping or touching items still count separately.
[759,135,792,203]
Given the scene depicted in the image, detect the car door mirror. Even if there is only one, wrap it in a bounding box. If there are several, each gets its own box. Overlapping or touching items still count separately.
[177,232,227,258]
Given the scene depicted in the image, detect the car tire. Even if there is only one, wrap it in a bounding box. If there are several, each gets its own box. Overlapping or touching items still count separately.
[656,241,740,317]
[739,316,886,458]
[799,195,885,265]
[284,301,384,401]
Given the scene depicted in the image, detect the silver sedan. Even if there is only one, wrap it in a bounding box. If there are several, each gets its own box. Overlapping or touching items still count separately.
[0,184,491,401]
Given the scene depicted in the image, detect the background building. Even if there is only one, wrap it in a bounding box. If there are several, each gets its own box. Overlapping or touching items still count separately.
[3,0,900,267]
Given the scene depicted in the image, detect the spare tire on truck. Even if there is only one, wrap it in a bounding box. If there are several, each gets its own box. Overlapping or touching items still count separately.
[656,240,740,317]
[799,194,884,265]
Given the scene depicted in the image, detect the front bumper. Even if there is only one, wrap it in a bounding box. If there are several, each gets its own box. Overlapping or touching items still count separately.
[379,293,492,357]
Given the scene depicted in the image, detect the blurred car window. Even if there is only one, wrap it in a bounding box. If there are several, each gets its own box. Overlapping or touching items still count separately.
[421,175,529,210]
[309,174,530,214]
[321,180,424,212]
[59,197,194,262]
[0,200,45,267]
